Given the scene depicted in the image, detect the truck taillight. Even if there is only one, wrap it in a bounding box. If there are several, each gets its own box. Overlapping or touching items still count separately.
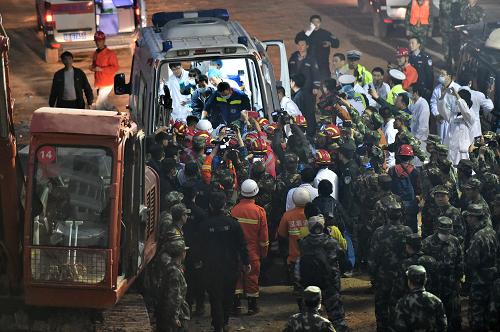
[134,5,141,26]
[44,2,55,29]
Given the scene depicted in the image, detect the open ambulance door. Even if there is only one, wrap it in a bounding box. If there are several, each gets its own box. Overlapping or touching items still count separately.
[262,40,290,97]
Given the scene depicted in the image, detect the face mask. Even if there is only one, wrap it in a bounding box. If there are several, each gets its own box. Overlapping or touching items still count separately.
[437,233,450,242]
[188,79,196,85]
[438,76,446,85]
[222,94,230,100]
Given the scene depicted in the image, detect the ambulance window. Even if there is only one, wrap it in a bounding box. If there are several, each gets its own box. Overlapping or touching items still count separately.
[248,60,263,112]
[262,61,280,111]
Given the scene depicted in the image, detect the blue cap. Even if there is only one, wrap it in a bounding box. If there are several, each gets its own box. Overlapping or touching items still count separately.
[211,59,223,68]
[207,68,222,79]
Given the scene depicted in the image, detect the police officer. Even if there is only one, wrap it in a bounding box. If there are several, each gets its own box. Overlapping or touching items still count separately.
[393,265,448,332]
[422,217,464,331]
[283,286,336,332]
[408,36,434,100]
[345,50,373,87]
[386,69,407,105]
[288,34,321,95]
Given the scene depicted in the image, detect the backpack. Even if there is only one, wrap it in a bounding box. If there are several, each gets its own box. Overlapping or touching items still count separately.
[389,165,415,202]
[299,246,330,289]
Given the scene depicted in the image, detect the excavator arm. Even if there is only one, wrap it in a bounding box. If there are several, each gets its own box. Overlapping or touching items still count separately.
[0,14,23,293]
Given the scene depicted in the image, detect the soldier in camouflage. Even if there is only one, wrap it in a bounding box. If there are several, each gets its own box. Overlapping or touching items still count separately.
[439,0,462,67]
[492,194,500,238]
[460,178,491,221]
[155,245,190,332]
[459,0,485,25]
[421,185,465,243]
[370,174,404,231]
[251,161,276,225]
[464,203,499,332]
[434,144,460,205]
[422,217,464,331]
[368,200,413,332]
[393,265,448,332]
[283,286,336,332]
[387,112,426,163]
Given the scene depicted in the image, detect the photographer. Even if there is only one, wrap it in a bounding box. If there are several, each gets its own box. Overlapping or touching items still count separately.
[469,131,498,173]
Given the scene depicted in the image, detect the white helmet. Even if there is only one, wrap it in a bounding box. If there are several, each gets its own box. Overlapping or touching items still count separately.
[196,119,213,133]
[292,187,311,207]
[241,179,259,198]
[486,28,500,50]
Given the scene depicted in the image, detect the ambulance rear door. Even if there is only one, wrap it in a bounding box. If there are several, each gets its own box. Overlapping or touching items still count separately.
[263,40,290,97]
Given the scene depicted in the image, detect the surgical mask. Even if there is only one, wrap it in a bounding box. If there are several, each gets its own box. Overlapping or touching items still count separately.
[437,233,450,242]
[438,76,446,85]
[222,94,230,100]
[188,79,196,85]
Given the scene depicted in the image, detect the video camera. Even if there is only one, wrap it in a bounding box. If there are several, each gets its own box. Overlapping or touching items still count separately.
[272,108,291,123]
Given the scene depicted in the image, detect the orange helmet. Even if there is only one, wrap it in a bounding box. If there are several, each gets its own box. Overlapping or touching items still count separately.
[251,138,268,154]
[257,117,270,127]
[315,149,332,164]
[194,130,213,146]
[264,123,278,135]
[174,120,187,136]
[244,132,259,145]
[398,144,414,156]
[294,115,307,127]
[94,31,106,41]
[320,124,341,139]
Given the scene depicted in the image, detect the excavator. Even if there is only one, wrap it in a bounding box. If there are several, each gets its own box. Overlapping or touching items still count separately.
[0,14,159,331]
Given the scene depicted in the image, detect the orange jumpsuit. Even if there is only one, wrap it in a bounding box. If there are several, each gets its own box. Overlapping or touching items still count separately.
[277,207,309,264]
[231,199,269,297]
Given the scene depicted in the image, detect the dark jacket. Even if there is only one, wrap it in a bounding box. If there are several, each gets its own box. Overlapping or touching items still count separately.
[288,52,321,93]
[292,89,317,137]
[49,67,93,108]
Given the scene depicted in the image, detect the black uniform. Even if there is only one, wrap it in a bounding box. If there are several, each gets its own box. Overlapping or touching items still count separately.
[409,51,434,99]
[292,88,317,138]
[199,212,249,332]
[288,51,321,94]
[301,29,339,81]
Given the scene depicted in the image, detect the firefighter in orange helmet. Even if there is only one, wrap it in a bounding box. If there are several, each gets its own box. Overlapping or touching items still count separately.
[230,179,269,315]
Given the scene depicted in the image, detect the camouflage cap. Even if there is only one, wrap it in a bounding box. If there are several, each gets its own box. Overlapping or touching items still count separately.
[405,233,422,251]
[378,173,392,184]
[394,111,411,123]
[432,185,449,195]
[482,172,499,186]
[437,216,453,234]
[435,144,449,154]
[483,131,495,141]
[427,134,441,145]
[171,203,191,220]
[371,113,384,129]
[303,286,322,302]
[164,191,184,209]
[406,265,427,284]
[463,203,485,217]
[457,159,474,172]
[462,178,481,190]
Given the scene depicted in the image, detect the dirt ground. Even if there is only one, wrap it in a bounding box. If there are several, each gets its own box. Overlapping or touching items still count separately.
[0,0,496,330]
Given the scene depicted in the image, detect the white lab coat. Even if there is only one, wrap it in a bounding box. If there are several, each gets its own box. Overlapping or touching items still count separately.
[285,183,318,211]
[410,97,430,167]
[430,81,461,143]
[280,96,302,116]
[437,98,475,166]
[313,168,339,200]
[382,118,398,167]
[166,69,192,121]
[460,86,494,138]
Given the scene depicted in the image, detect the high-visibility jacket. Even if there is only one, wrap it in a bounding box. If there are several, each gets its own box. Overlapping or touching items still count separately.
[387,84,407,105]
[92,47,118,88]
[354,64,373,87]
[278,207,308,264]
[231,199,269,261]
[409,0,430,26]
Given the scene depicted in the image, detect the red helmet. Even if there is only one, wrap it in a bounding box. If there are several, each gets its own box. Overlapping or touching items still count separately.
[194,130,213,146]
[320,124,341,139]
[251,138,268,154]
[395,47,409,57]
[94,31,106,41]
[244,132,259,145]
[257,117,270,127]
[315,149,332,164]
[264,123,278,135]
[398,144,414,156]
[173,120,187,136]
[294,115,307,127]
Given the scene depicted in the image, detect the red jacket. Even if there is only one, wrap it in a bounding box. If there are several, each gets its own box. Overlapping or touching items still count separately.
[402,64,419,90]
[92,47,118,88]
[231,199,269,261]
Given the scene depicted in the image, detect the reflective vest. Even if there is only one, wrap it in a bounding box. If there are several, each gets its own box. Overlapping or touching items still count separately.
[387,84,407,105]
[410,0,430,26]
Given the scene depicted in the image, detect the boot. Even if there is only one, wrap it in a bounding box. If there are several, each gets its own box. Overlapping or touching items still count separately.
[247,297,259,315]
[231,294,242,316]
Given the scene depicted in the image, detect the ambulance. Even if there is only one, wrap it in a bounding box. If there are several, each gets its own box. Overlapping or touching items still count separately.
[113,9,290,136]
[36,0,147,63]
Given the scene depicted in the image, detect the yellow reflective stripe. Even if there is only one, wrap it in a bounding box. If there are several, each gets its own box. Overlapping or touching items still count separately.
[289,230,300,235]
[201,165,211,170]
[259,241,269,247]
[237,217,258,225]
[229,100,242,105]
[216,97,227,102]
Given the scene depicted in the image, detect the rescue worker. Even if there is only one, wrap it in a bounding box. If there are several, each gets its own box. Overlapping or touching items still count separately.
[393,265,448,332]
[204,82,251,129]
[405,0,432,47]
[368,200,413,332]
[288,34,321,95]
[408,36,434,100]
[283,286,336,332]
[190,74,214,119]
[199,192,250,332]
[422,217,464,331]
[231,179,269,315]
[313,149,339,200]
[90,31,118,110]
[392,47,418,90]
[49,51,93,109]
[296,215,348,332]
[386,69,407,106]
[345,50,372,87]
[286,166,319,211]
[464,203,499,332]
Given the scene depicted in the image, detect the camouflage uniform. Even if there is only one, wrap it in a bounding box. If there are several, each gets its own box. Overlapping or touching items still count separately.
[421,185,465,243]
[405,0,432,47]
[461,178,492,221]
[283,286,336,332]
[368,202,413,332]
[393,265,448,332]
[156,261,190,332]
[422,217,464,331]
[370,175,404,232]
[388,126,426,163]
[464,204,499,332]
[298,232,347,331]
[440,0,462,67]
[459,1,485,25]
